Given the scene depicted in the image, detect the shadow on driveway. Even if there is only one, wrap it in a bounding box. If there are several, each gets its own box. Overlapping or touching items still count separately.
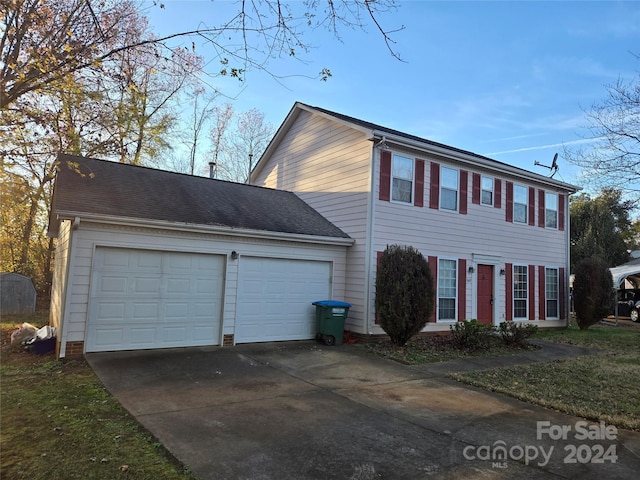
[87,341,640,480]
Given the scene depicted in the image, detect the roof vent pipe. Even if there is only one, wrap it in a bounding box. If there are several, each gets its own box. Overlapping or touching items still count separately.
[208,161,216,179]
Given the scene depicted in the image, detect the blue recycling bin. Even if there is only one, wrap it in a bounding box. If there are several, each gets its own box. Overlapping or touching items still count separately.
[312,300,351,346]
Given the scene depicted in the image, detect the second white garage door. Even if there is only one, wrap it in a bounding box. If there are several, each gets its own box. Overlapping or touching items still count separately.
[235,257,331,343]
[87,247,224,352]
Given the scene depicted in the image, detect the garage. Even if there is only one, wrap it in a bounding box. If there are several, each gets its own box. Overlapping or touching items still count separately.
[86,247,225,352]
[235,257,331,343]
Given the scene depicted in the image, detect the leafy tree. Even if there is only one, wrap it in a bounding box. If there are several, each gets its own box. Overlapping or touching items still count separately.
[565,55,640,203]
[573,256,614,330]
[2,0,402,108]
[570,189,634,270]
[375,245,434,347]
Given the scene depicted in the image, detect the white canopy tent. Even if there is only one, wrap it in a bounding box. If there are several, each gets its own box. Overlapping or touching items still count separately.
[610,261,640,288]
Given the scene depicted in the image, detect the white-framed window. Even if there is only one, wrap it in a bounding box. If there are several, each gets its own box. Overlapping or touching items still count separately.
[440,167,458,211]
[514,185,528,224]
[481,176,493,206]
[513,265,528,319]
[392,154,413,203]
[438,258,457,321]
[545,267,559,318]
[545,192,558,229]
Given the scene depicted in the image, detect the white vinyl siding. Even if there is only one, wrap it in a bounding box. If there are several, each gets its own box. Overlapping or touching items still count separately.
[514,185,527,224]
[438,259,457,321]
[440,167,458,211]
[252,109,371,332]
[545,192,558,229]
[545,267,559,318]
[513,265,528,319]
[391,154,413,203]
[481,176,493,206]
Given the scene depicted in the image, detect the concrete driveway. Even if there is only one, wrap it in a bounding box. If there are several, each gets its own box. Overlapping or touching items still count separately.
[87,341,640,480]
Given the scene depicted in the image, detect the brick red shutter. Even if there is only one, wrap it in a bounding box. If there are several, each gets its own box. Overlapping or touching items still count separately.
[375,251,384,324]
[472,173,481,204]
[459,170,468,214]
[558,194,565,231]
[538,190,545,228]
[529,264,536,320]
[506,182,513,222]
[429,162,439,209]
[379,150,391,201]
[528,187,535,226]
[428,255,438,322]
[505,263,513,321]
[494,179,502,209]
[458,259,466,321]
[559,267,566,319]
[538,265,546,320]
[414,159,425,207]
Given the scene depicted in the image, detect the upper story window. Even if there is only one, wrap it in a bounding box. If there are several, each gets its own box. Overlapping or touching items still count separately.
[545,192,558,229]
[440,167,458,211]
[513,185,528,224]
[481,176,493,206]
[513,265,528,319]
[392,154,413,204]
[438,258,457,321]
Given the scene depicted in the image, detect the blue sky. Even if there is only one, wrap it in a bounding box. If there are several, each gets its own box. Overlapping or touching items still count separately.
[146,1,640,188]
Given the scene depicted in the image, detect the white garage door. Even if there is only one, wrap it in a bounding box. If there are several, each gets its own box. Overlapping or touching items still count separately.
[236,257,331,343]
[87,247,224,352]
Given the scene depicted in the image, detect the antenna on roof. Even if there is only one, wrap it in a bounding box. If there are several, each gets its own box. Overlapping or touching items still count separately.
[534,153,559,178]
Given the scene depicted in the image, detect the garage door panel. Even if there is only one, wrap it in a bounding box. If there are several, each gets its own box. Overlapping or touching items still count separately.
[88,248,224,352]
[236,257,331,343]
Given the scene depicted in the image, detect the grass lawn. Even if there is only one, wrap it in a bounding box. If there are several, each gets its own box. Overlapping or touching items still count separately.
[1,313,196,480]
[449,319,640,431]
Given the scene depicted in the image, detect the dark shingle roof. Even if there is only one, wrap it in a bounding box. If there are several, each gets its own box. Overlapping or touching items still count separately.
[50,155,350,239]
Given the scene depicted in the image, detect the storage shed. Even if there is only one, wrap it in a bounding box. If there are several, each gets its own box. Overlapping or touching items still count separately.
[0,273,37,314]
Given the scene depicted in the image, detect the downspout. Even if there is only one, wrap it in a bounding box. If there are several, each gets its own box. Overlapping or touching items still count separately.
[58,216,80,358]
[363,142,379,335]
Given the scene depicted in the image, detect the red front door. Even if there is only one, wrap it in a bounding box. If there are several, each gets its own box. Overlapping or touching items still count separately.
[477,265,494,325]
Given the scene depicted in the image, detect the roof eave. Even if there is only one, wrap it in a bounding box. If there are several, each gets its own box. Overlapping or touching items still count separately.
[53,211,355,247]
[371,130,581,193]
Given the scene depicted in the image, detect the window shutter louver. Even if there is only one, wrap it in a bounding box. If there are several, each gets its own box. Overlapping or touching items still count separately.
[559,267,566,319]
[379,151,391,201]
[506,182,514,222]
[472,173,480,204]
[429,162,439,209]
[414,159,425,207]
[538,190,545,228]
[459,170,468,214]
[458,259,466,321]
[538,265,546,320]
[428,255,438,321]
[494,179,502,209]
[505,263,513,321]
[529,264,536,320]
[528,187,535,226]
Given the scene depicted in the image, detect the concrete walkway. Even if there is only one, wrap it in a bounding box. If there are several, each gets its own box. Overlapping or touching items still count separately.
[87,340,640,479]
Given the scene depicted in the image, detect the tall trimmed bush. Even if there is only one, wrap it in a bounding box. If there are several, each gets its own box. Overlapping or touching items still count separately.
[375,245,434,346]
[573,256,614,330]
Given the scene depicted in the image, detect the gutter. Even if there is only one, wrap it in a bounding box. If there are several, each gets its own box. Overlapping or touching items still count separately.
[53,211,355,247]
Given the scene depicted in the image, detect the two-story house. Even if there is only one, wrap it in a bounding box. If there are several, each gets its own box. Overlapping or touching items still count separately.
[252,102,580,336]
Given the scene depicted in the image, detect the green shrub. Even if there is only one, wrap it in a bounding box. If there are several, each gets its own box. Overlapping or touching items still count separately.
[573,256,614,330]
[498,321,538,347]
[375,245,434,347]
[449,319,494,351]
